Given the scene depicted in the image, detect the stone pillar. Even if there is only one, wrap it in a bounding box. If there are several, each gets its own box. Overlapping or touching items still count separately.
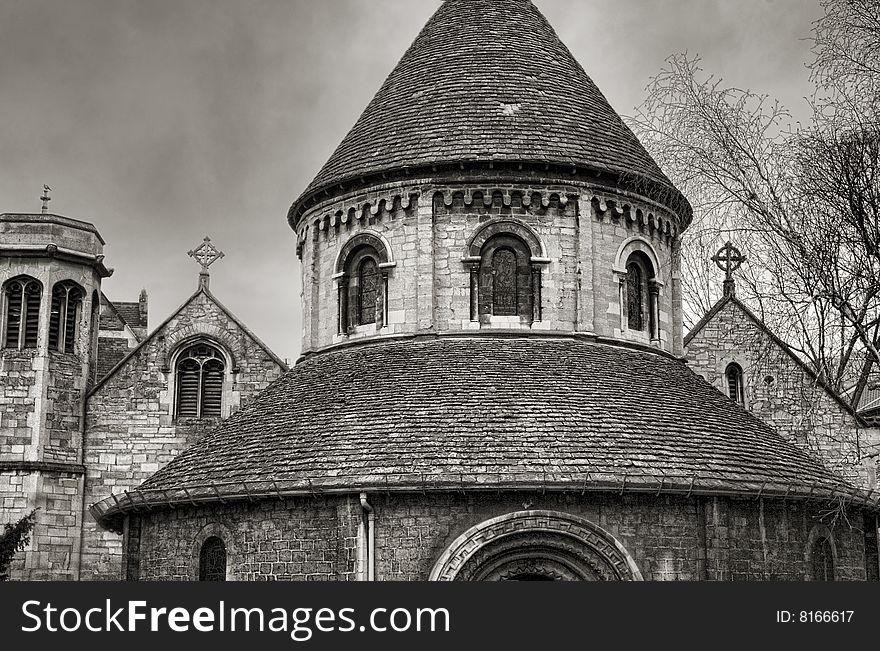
[416,194,434,332]
[469,262,480,322]
[576,197,595,333]
[648,279,661,342]
[531,268,543,322]
[671,237,684,356]
[335,274,348,335]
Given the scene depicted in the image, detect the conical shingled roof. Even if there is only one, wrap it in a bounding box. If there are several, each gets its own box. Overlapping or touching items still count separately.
[289,0,689,222]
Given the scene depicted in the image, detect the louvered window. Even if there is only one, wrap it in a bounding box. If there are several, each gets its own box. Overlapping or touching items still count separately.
[175,343,226,418]
[48,281,83,353]
[3,277,42,350]
[199,536,227,581]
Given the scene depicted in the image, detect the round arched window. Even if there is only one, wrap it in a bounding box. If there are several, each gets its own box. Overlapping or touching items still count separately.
[725,363,745,405]
[199,536,227,581]
[811,536,835,581]
[175,343,226,418]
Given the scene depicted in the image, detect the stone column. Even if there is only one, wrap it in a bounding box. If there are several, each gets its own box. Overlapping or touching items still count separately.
[334,274,348,335]
[576,196,595,332]
[469,262,480,322]
[648,279,662,342]
[531,268,543,322]
[416,194,434,332]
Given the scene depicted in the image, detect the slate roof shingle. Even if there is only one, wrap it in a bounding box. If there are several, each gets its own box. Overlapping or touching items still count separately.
[289,0,690,223]
[123,337,857,507]
[113,302,147,329]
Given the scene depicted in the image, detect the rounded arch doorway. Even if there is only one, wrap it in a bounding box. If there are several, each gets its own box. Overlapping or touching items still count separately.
[429,510,643,582]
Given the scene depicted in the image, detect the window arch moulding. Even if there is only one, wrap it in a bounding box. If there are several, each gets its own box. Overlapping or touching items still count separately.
[612,238,663,341]
[167,338,235,420]
[462,220,549,326]
[334,231,397,335]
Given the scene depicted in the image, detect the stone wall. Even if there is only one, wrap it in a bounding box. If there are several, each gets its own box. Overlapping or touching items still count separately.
[685,299,880,488]
[0,224,104,580]
[297,178,681,355]
[132,492,870,581]
[80,289,286,579]
[134,497,360,581]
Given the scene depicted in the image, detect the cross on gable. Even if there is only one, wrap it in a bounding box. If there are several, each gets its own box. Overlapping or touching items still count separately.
[188,236,225,272]
[711,241,746,297]
[188,236,225,290]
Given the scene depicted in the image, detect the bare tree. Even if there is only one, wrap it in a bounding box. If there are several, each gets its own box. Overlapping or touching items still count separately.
[630,0,880,400]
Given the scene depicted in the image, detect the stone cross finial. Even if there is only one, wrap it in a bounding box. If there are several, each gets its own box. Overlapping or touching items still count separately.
[40,185,51,214]
[187,236,225,290]
[712,241,746,297]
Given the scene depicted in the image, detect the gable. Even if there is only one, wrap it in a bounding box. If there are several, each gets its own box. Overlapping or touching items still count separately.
[684,297,877,488]
[90,288,286,398]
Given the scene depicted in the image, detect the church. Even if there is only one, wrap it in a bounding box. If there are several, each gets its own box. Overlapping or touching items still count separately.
[2,0,878,581]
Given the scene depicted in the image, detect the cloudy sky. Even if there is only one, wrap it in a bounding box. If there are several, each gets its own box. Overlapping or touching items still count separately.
[0,0,822,362]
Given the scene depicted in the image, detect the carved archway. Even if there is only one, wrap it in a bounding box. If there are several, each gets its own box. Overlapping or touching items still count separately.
[429,510,643,581]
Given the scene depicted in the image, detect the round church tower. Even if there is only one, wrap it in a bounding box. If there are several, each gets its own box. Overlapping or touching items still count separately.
[94,0,878,582]
[291,0,689,357]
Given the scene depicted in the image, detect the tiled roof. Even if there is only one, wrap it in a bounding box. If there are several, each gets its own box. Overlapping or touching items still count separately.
[95,337,131,384]
[289,0,689,222]
[130,336,855,503]
[113,302,146,329]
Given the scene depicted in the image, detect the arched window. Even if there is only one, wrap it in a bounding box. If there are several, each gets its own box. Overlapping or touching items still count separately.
[337,239,389,334]
[466,219,546,325]
[358,257,380,326]
[3,276,42,350]
[476,233,538,323]
[492,248,519,316]
[89,291,100,381]
[624,253,655,335]
[49,281,83,353]
[810,536,835,581]
[198,536,227,581]
[626,262,644,331]
[175,342,226,418]
[726,363,745,404]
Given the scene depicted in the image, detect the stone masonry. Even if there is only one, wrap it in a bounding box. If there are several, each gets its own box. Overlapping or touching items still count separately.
[80,288,286,580]
[685,297,880,488]
[131,492,870,582]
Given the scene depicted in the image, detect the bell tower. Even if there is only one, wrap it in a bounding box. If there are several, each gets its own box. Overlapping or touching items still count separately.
[0,206,112,579]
